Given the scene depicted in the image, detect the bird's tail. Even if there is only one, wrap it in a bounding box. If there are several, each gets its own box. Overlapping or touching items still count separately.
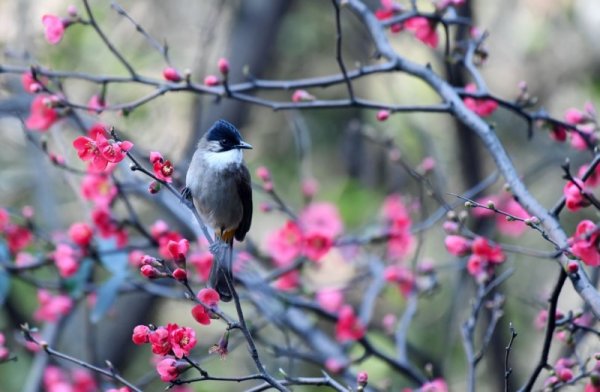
[208,239,233,302]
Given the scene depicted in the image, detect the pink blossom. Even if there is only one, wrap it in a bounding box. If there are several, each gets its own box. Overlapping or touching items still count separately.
[156,358,179,382]
[72,369,97,392]
[5,225,33,254]
[197,288,220,307]
[53,243,79,278]
[21,72,45,93]
[25,95,59,131]
[266,221,303,266]
[68,222,93,247]
[81,173,116,207]
[274,270,300,291]
[167,239,189,262]
[149,327,171,355]
[564,179,590,212]
[570,220,600,266]
[0,208,8,233]
[87,94,106,114]
[191,304,211,325]
[132,325,150,345]
[189,251,213,281]
[565,108,585,125]
[382,195,414,260]
[302,178,319,198]
[472,237,505,264]
[570,127,596,151]
[445,235,470,256]
[375,0,403,33]
[335,305,365,342]
[421,378,449,392]
[303,231,333,262]
[42,15,65,45]
[300,202,343,238]
[256,166,271,182]
[150,152,174,183]
[404,17,439,48]
[168,324,197,358]
[549,125,567,142]
[579,164,600,188]
[34,289,73,322]
[96,133,133,164]
[384,266,415,297]
[291,89,315,102]
[325,358,345,373]
[463,83,498,117]
[497,198,529,236]
[316,288,344,312]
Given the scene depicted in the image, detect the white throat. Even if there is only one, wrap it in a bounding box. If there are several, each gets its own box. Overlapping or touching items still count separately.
[204,148,243,170]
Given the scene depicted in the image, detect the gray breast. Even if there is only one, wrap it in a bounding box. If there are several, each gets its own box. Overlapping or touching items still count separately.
[188,161,244,232]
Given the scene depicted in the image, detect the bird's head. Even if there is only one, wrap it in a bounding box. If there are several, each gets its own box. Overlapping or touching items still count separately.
[201,119,252,153]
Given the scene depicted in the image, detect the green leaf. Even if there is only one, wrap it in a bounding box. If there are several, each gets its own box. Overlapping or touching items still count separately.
[90,274,126,323]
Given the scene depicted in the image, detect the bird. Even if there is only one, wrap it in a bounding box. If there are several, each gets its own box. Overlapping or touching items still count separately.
[184,119,253,302]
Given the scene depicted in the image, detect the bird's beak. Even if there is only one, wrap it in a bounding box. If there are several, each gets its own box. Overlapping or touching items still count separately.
[237,141,253,149]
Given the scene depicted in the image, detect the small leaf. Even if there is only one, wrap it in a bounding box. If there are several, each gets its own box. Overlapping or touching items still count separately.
[90,274,126,323]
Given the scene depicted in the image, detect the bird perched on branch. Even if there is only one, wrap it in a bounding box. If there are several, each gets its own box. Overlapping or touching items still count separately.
[183,119,253,302]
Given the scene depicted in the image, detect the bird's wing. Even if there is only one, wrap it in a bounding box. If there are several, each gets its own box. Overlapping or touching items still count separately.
[234,164,253,241]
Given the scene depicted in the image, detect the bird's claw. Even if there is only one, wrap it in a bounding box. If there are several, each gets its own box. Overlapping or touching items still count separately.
[181,187,192,202]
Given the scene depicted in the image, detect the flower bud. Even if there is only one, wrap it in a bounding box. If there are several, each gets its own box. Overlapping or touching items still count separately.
[148,181,161,194]
[256,166,271,182]
[162,67,182,82]
[357,371,368,389]
[204,75,220,86]
[376,110,390,121]
[172,268,187,281]
[217,58,230,75]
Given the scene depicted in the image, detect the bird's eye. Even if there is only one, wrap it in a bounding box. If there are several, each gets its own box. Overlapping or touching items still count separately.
[220,139,229,145]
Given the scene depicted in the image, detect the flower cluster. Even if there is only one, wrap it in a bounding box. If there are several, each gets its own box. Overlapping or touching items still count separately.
[463,83,499,117]
[0,208,33,255]
[34,289,74,323]
[550,103,598,150]
[132,323,197,381]
[266,202,343,271]
[445,235,506,281]
[335,305,365,342]
[382,194,414,261]
[569,220,600,266]
[43,366,97,392]
[73,124,133,172]
[375,1,442,48]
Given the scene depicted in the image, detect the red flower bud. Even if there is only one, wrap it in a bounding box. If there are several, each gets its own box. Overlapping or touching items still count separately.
[217,58,230,75]
[376,110,390,121]
[163,67,182,82]
[172,268,187,281]
[204,75,220,86]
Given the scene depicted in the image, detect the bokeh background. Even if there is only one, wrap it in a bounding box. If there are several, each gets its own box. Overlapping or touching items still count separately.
[1,0,600,391]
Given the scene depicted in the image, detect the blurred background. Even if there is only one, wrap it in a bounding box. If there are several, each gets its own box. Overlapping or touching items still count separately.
[1,0,600,391]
